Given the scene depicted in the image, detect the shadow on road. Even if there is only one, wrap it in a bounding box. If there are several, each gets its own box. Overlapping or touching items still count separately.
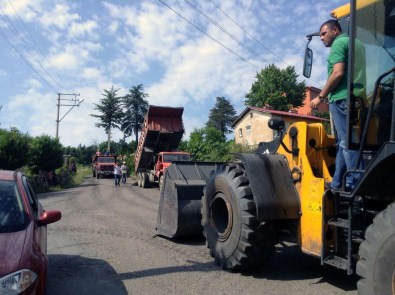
[76,183,100,188]
[246,243,358,292]
[156,238,357,293]
[156,234,206,246]
[38,183,99,199]
[47,254,127,295]
[118,261,218,281]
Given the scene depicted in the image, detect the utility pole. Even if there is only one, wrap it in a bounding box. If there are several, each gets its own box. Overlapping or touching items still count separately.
[56,93,84,139]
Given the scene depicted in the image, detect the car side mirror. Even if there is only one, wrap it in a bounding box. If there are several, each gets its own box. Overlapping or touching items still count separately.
[37,210,62,227]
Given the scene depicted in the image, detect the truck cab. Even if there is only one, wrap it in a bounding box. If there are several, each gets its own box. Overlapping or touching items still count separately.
[154,152,191,190]
[92,155,117,179]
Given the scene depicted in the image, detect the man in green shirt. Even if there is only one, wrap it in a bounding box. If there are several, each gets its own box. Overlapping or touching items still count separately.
[310,19,365,191]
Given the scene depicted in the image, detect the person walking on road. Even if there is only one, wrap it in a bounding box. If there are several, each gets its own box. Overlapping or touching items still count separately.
[114,162,121,186]
[121,161,128,184]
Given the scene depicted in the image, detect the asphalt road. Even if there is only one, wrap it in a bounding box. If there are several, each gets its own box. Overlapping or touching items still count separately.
[39,176,359,295]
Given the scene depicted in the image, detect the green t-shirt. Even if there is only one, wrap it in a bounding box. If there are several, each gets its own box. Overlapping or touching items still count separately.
[327,33,366,102]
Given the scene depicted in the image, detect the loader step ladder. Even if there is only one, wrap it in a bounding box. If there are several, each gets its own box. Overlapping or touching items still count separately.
[327,217,349,229]
[323,191,354,274]
[323,255,348,270]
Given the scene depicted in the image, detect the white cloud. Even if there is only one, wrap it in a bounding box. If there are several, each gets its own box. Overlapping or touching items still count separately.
[68,20,98,38]
[0,0,43,22]
[47,52,79,70]
[25,78,42,89]
[108,21,119,33]
[81,67,102,80]
[39,4,80,30]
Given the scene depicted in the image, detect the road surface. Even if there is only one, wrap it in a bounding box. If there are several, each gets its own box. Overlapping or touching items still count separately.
[40,176,359,295]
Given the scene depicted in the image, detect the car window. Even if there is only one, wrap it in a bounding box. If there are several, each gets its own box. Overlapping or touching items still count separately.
[0,180,28,233]
[22,176,39,218]
[163,154,190,162]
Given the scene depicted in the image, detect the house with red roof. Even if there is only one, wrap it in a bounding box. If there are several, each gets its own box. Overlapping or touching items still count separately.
[233,87,330,147]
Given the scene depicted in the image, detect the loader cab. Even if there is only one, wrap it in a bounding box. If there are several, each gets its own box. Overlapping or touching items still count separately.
[346,0,395,154]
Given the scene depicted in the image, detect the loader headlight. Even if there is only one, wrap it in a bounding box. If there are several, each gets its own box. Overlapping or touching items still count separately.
[0,269,38,294]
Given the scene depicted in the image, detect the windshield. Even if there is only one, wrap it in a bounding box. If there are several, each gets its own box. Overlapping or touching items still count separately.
[98,157,116,163]
[0,180,28,233]
[163,154,190,163]
[349,0,395,150]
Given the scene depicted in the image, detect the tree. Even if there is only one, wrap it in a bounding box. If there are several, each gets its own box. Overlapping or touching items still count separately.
[245,64,306,111]
[121,84,149,144]
[0,127,31,170]
[29,135,64,174]
[185,127,233,162]
[91,86,124,150]
[206,97,237,136]
[63,144,97,165]
[97,139,133,157]
[314,110,331,134]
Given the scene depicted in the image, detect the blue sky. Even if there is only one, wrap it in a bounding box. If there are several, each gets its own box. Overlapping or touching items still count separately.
[0,0,345,147]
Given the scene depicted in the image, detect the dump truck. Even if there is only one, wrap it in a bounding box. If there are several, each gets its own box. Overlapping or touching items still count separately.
[134,105,191,189]
[155,1,395,294]
[92,154,117,179]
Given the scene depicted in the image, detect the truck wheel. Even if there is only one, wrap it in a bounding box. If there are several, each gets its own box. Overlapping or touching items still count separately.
[201,163,276,271]
[137,173,142,187]
[92,170,95,177]
[96,172,99,179]
[141,172,150,188]
[356,202,395,295]
[159,175,164,192]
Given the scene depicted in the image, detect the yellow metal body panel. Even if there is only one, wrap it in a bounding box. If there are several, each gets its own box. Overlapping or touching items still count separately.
[331,0,378,19]
[277,122,335,257]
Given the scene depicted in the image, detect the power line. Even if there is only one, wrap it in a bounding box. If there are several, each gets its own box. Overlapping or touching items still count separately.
[184,0,272,66]
[0,6,65,90]
[207,1,323,87]
[0,27,58,90]
[157,0,260,71]
[208,0,287,67]
[159,1,322,87]
[6,0,73,90]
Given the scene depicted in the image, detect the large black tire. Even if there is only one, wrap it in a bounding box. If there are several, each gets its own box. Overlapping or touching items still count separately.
[356,202,395,295]
[159,175,164,192]
[201,163,276,271]
[141,172,150,188]
[137,173,142,187]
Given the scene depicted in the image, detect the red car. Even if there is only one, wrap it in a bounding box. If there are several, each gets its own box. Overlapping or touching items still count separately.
[0,170,61,294]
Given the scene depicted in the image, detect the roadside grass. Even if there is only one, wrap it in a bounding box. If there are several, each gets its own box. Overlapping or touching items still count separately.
[62,165,92,188]
[30,165,92,193]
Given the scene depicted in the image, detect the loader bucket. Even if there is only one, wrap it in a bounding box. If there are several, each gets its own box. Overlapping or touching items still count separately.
[156,161,223,239]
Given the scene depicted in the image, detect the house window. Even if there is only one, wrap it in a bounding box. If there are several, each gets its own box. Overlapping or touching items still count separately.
[239,128,243,137]
[245,125,251,135]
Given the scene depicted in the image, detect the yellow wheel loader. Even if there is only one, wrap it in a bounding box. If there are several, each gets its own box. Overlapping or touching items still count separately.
[156,1,395,294]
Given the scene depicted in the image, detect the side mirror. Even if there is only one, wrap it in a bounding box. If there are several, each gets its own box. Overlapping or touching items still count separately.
[303,47,313,78]
[37,210,62,227]
[303,32,318,78]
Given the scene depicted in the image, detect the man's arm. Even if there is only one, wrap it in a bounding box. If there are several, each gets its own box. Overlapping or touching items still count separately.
[310,62,345,109]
